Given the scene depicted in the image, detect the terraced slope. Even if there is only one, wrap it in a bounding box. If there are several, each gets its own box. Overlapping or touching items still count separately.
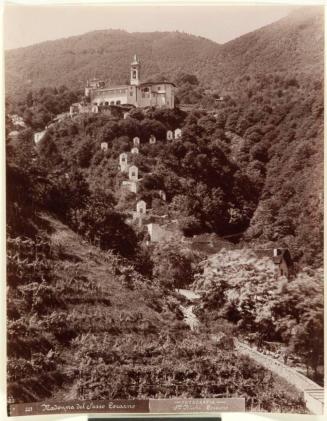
[7,215,307,411]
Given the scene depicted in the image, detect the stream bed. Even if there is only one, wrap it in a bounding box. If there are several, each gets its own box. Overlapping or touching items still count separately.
[176,289,201,331]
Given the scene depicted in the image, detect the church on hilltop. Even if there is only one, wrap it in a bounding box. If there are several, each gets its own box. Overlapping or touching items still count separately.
[85,55,175,109]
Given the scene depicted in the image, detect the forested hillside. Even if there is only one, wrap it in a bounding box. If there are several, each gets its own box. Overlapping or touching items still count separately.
[216,7,324,93]
[5,7,323,99]
[6,109,307,412]
[12,108,258,240]
[5,30,220,99]
[214,73,323,267]
[7,71,323,267]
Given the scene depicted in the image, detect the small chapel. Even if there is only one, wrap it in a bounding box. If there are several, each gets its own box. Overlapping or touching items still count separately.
[85,55,175,109]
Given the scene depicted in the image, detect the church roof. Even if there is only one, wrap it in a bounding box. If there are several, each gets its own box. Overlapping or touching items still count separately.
[93,85,130,91]
[131,54,140,65]
[92,81,175,92]
[140,81,176,87]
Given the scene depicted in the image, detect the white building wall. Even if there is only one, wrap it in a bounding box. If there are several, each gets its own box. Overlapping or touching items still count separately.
[129,166,138,181]
[122,181,138,194]
[34,130,46,144]
[147,223,175,242]
[91,86,129,105]
[89,83,174,108]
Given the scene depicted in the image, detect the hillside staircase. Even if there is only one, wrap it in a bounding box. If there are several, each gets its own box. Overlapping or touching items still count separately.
[235,340,324,415]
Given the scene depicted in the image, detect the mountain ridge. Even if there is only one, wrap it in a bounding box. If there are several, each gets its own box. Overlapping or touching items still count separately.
[5,29,221,53]
[5,5,322,53]
[5,7,323,98]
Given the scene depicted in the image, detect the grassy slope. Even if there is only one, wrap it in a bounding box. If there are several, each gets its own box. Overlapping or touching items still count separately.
[46,214,160,316]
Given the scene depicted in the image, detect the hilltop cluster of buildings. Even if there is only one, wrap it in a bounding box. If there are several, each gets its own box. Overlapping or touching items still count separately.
[33,55,176,144]
[85,55,175,109]
[70,55,175,117]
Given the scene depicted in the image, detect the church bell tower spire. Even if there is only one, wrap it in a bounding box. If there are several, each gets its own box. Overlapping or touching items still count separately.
[130,54,140,86]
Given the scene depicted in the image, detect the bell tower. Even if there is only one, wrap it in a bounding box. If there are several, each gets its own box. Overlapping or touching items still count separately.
[130,54,140,86]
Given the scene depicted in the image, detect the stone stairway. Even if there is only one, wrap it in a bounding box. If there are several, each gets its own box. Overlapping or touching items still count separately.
[235,340,324,415]
[177,289,324,414]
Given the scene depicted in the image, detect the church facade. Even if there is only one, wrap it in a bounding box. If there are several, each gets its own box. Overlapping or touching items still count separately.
[85,55,175,109]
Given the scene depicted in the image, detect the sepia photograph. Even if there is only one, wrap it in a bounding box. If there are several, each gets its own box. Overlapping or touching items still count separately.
[3,0,324,417]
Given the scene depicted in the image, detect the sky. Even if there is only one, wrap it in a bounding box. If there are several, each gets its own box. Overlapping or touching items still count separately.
[3,2,301,50]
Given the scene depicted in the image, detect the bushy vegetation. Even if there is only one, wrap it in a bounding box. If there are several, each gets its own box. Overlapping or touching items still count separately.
[151,241,202,289]
[32,108,258,240]
[6,121,141,259]
[193,249,324,384]
[7,235,66,402]
[6,86,81,130]
[68,330,305,413]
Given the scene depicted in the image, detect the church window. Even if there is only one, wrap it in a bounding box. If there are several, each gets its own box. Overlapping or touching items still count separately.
[110,101,114,105]
[157,86,161,91]
[116,100,121,105]
[133,70,137,79]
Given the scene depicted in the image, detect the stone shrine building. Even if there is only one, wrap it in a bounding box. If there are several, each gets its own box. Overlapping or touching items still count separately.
[128,165,138,181]
[85,55,175,109]
[133,137,140,147]
[119,152,129,172]
[149,135,156,144]
[100,142,108,151]
[174,128,182,139]
[136,200,146,215]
